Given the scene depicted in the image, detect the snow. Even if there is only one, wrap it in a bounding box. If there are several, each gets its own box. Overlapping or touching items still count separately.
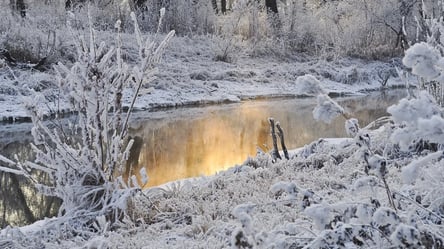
[294,74,325,95]
[417,115,444,144]
[387,90,440,124]
[345,118,359,137]
[2,112,444,248]
[402,42,441,81]
[312,94,346,124]
[304,203,332,230]
[401,151,443,184]
[372,207,400,228]
[390,224,421,248]
[0,34,403,122]
[387,90,442,150]
[1,14,444,249]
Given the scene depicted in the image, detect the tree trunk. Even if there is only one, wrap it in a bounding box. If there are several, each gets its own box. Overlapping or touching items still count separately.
[221,0,226,14]
[65,0,87,10]
[265,0,280,32]
[265,0,278,14]
[17,0,25,17]
[10,0,26,17]
[132,0,147,11]
[211,0,218,14]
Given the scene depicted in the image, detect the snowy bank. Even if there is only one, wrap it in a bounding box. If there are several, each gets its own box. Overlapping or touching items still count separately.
[0,35,404,123]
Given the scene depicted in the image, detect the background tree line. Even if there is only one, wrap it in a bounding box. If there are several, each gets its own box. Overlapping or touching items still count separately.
[2,0,441,64]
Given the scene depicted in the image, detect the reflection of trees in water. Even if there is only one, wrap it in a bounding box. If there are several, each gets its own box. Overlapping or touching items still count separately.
[125,136,144,180]
[130,110,272,186]
[127,91,406,187]
[0,172,35,227]
[0,141,60,227]
[339,91,404,126]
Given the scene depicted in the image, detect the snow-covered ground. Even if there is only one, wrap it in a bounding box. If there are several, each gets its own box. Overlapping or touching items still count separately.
[2,33,443,248]
[0,34,403,122]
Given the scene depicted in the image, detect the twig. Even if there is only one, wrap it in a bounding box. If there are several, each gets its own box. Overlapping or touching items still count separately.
[276,122,289,160]
[381,175,397,212]
[269,118,282,162]
[393,191,443,221]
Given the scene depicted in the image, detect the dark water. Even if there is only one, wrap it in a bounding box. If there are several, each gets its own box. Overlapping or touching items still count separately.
[0,90,406,226]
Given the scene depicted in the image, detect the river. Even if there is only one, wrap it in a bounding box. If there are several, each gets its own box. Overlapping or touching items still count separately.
[0,89,406,226]
[126,90,405,187]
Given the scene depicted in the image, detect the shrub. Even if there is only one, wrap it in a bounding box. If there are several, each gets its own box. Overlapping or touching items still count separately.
[0,11,174,242]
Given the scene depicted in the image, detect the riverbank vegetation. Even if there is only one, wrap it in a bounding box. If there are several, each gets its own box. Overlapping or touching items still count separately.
[0,0,437,66]
[0,0,443,248]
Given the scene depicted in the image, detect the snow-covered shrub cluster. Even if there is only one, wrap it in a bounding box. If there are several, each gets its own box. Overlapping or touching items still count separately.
[221,0,422,59]
[401,0,444,106]
[0,3,69,65]
[0,0,425,61]
[148,0,215,35]
[313,94,347,124]
[0,12,174,245]
[68,0,216,35]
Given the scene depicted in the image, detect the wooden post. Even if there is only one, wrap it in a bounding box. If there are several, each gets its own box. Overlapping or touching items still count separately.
[269,118,281,161]
[276,122,289,160]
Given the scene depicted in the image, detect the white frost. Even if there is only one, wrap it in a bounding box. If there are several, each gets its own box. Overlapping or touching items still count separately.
[304,204,332,230]
[402,151,443,184]
[387,91,440,124]
[313,94,345,124]
[294,74,325,95]
[269,181,298,199]
[372,207,399,227]
[402,42,441,81]
[345,118,360,137]
[390,224,421,248]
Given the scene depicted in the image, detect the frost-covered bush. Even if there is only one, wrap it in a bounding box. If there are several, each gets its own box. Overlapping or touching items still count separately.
[135,0,215,35]
[212,1,254,62]
[403,3,444,106]
[297,43,444,248]
[220,0,418,58]
[0,3,69,65]
[388,90,443,151]
[294,74,325,96]
[0,12,174,243]
[312,94,347,124]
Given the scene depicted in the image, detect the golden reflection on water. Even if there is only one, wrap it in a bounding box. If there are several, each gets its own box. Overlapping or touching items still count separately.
[128,103,273,187]
[128,91,404,187]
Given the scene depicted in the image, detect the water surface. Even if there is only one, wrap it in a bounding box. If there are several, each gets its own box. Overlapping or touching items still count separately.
[127,90,405,187]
